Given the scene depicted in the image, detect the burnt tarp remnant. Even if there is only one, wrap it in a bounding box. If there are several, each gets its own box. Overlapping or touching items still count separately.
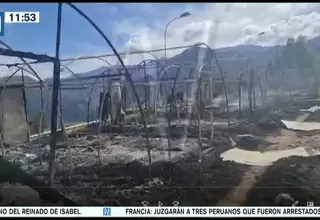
[99,91,110,122]
[0,86,29,145]
[281,120,320,131]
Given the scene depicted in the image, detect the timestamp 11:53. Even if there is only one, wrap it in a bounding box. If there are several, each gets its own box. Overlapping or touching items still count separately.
[5,12,40,23]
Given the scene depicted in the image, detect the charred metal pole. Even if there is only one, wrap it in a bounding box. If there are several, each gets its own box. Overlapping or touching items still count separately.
[102,70,106,124]
[59,86,63,130]
[48,3,63,187]
[0,48,54,62]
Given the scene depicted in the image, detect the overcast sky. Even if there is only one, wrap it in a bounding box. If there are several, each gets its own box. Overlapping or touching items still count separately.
[0,3,319,78]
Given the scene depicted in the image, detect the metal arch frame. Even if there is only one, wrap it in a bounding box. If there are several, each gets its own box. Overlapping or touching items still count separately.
[0,35,123,136]
[0,50,90,130]
[136,59,164,70]
[181,62,214,125]
[62,56,113,69]
[178,61,222,149]
[0,12,232,164]
[0,45,196,67]
[86,67,126,125]
[0,41,229,135]
[158,65,189,81]
[0,37,105,170]
[154,64,189,107]
[191,42,230,125]
[192,62,220,110]
[0,40,48,147]
[66,3,155,175]
[86,58,166,125]
[0,40,58,163]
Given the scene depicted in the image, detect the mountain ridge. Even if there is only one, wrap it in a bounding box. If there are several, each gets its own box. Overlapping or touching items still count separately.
[2,34,320,125]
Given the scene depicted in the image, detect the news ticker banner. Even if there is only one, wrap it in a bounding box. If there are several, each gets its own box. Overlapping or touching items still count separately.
[0,12,40,36]
[0,207,320,218]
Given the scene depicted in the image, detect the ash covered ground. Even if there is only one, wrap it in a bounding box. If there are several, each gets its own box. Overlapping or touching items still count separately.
[2,100,320,207]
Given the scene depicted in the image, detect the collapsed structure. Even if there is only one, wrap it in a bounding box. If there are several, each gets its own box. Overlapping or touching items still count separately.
[0,84,29,145]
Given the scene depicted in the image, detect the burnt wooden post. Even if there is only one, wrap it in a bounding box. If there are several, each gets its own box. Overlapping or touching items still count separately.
[108,77,113,124]
[40,78,44,127]
[159,64,164,107]
[117,70,126,113]
[172,68,180,118]
[144,61,148,109]
[87,78,99,125]
[257,72,264,106]
[103,70,106,97]
[121,75,127,112]
[98,91,109,123]
[186,68,193,114]
[209,70,214,139]
[248,68,254,117]
[153,63,159,111]
[0,92,3,156]
[59,82,63,131]
[48,3,63,187]
[21,69,30,143]
[252,69,256,110]
[102,70,106,124]
[199,82,203,119]
[238,71,244,118]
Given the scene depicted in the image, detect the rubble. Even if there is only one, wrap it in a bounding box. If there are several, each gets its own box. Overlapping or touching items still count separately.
[0,182,39,205]
[235,134,268,151]
[2,97,320,207]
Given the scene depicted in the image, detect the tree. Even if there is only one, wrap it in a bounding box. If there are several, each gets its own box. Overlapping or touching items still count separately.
[274,35,314,74]
[271,35,318,97]
[283,37,296,69]
[295,35,313,74]
[274,53,283,71]
[267,59,273,72]
[266,59,274,81]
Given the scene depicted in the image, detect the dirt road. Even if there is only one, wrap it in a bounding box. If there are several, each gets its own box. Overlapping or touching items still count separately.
[217,113,313,206]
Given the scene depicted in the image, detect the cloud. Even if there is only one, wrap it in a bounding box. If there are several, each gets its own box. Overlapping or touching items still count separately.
[113,3,320,57]
[2,3,320,80]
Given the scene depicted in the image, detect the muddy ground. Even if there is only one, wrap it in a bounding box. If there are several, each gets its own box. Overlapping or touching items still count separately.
[2,99,320,206]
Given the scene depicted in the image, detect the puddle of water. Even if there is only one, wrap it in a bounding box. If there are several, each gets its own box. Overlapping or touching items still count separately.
[220,147,320,166]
